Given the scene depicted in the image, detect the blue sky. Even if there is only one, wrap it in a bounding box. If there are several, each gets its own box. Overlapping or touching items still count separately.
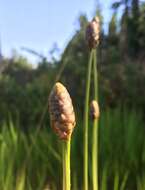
[0,0,112,63]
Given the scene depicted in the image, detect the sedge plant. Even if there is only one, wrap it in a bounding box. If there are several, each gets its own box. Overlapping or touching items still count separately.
[91,46,100,190]
[49,82,76,190]
[84,17,100,190]
[90,99,100,190]
[83,49,93,190]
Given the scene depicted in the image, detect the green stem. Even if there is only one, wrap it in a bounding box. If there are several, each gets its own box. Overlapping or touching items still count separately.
[92,118,98,190]
[63,139,71,190]
[83,50,93,190]
[93,49,98,99]
[92,49,99,190]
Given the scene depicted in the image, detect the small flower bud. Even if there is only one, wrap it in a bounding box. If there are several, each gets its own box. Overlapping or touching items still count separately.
[49,82,76,140]
[86,16,100,49]
[90,100,100,120]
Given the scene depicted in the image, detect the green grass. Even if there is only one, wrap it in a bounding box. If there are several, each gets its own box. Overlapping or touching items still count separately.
[0,107,145,189]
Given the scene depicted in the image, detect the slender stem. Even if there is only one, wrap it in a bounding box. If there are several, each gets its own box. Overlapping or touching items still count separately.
[63,139,71,190]
[92,118,98,190]
[93,49,98,99]
[83,50,93,190]
[92,49,99,190]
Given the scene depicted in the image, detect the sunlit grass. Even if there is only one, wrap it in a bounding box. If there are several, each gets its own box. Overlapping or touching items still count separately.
[0,108,144,189]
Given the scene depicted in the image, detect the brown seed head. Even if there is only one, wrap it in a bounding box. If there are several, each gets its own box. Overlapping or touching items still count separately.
[49,82,76,140]
[86,16,100,49]
[90,100,100,120]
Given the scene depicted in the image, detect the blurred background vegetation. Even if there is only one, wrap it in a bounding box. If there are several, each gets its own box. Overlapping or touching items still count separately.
[1,0,145,126]
[0,0,145,189]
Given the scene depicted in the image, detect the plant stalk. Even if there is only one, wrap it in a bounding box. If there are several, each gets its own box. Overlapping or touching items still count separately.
[83,50,93,190]
[92,49,99,190]
[63,138,71,190]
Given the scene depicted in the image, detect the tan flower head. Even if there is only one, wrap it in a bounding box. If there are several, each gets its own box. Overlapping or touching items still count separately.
[90,100,100,120]
[86,16,100,49]
[49,82,76,140]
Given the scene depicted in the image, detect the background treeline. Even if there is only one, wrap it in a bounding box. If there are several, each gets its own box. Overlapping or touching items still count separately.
[0,0,145,126]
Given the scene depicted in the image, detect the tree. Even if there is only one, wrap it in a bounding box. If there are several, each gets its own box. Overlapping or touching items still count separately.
[132,0,140,19]
[128,0,140,55]
[109,13,117,39]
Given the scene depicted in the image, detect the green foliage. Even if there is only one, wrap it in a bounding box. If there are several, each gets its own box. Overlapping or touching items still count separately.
[108,13,117,38]
[0,108,144,189]
[0,56,56,126]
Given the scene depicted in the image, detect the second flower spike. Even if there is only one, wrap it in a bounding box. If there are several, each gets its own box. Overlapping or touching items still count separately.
[90,100,100,120]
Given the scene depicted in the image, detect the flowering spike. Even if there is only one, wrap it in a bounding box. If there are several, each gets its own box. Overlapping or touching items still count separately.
[49,82,76,140]
[86,16,100,49]
[90,100,100,120]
